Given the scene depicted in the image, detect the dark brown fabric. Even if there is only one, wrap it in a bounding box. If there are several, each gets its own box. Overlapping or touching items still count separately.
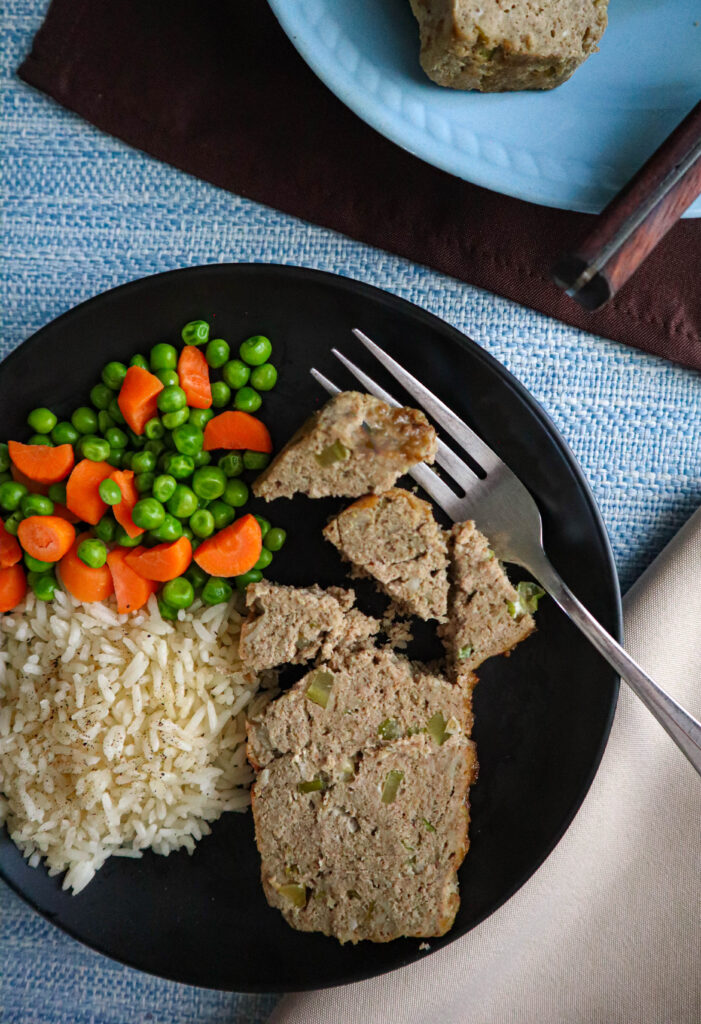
[18,0,701,370]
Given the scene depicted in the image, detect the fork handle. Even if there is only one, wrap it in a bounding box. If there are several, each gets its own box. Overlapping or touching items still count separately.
[533,556,701,777]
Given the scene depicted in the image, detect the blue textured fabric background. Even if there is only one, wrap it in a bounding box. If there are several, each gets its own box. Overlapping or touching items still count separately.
[1,1,700,1021]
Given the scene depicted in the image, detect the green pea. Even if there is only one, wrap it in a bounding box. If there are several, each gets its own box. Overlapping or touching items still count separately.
[105,427,128,450]
[51,421,80,446]
[24,553,53,573]
[188,408,214,430]
[223,478,249,508]
[152,474,177,503]
[234,387,262,413]
[27,408,57,434]
[156,368,179,388]
[185,563,208,590]
[135,471,155,494]
[132,497,166,531]
[0,481,27,512]
[167,485,198,520]
[254,547,273,571]
[235,569,263,591]
[243,450,270,471]
[102,361,128,390]
[130,353,149,369]
[205,338,230,368]
[90,383,114,411]
[162,576,195,610]
[181,320,209,346]
[162,409,190,430]
[193,451,212,468]
[172,423,203,457]
[121,451,134,470]
[192,466,226,501]
[239,335,272,366]
[0,473,10,485]
[28,435,53,446]
[189,509,215,538]
[0,443,9,473]
[47,482,67,505]
[253,515,271,538]
[107,399,126,426]
[249,363,277,392]
[107,451,123,468]
[264,527,287,552]
[28,570,58,602]
[222,359,250,390]
[130,450,156,475]
[70,407,98,435]
[3,511,23,536]
[149,514,182,542]
[79,435,111,462]
[144,417,164,440]
[95,515,117,543]
[144,439,166,458]
[218,452,243,477]
[115,525,142,547]
[77,538,107,569]
[127,429,146,449]
[208,500,235,530]
[210,381,231,408]
[201,577,233,606]
[97,411,116,435]
[158,598,178,621]
[99,478,122,505]
[150,343,178,371]
[163,453,194,480]
[21,493,54,517]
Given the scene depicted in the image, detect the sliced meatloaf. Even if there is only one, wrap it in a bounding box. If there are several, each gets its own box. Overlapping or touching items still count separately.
[439,520,536,674]
[247,647,477,942]
[409,0,608,91]
[252,391,437,501]
[239,581,379,673]
[323,488,449,621]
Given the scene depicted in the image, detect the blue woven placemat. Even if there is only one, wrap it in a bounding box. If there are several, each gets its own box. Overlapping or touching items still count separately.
[1,1,700,1021]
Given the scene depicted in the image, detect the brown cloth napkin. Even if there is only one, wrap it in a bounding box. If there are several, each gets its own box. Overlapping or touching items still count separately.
[18,0,701,371]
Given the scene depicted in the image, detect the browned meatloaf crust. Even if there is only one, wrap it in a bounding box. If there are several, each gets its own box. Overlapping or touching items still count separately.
[252,391,437,501]
[323,488,449,622]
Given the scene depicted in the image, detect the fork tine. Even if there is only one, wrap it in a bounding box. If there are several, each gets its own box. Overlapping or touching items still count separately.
[352,328,502,474]
[331,347,481,493]
[310,367,466,520]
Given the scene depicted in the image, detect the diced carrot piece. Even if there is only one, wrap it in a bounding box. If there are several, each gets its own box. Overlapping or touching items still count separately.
[203,411,272,453]
[53,502,80,524]
[8,441,74,485]
[65,460,114,525]
[0,520,22,569]
[109,469,143,538]
[0,563,27,612]
[107,547,158,614]
[125,536,192,582]
[117,366,164,435]
[58,533,114,604]
[18,515,76,563]
[194,514,261,577]
[10,465,49,496]
[178,345,212,409]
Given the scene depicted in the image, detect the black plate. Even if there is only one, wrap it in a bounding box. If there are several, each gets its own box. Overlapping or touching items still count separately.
[0,264,620,991]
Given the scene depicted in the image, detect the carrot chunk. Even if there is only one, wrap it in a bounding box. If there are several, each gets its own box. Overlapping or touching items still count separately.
[178,345,212,409]
[65,460,114,525]
[10,465,49,496]
[18,515,76,563]
[8,441,74,485]
[193,514,261,577]
[58,533,114,603]
[0,563,27,612]
[107,547,158,614]
[109,469,143,538]
[0,520,22,569]
[203,411,272,453]
[125,536,192,582]
[117,366,164,435]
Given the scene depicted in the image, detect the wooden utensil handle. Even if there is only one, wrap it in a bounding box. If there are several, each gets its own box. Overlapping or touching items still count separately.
[552,100,701,310]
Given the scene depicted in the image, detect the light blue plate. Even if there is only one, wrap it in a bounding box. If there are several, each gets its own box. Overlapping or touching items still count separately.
[269,0,701,215]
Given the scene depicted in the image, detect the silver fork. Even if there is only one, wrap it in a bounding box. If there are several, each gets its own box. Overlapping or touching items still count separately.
[311,329,701,778]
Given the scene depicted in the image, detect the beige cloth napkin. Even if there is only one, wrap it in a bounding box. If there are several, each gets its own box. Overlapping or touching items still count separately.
[271,508,701,1024]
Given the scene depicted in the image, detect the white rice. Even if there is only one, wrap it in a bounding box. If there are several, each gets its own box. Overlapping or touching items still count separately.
[0,589,277,894]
